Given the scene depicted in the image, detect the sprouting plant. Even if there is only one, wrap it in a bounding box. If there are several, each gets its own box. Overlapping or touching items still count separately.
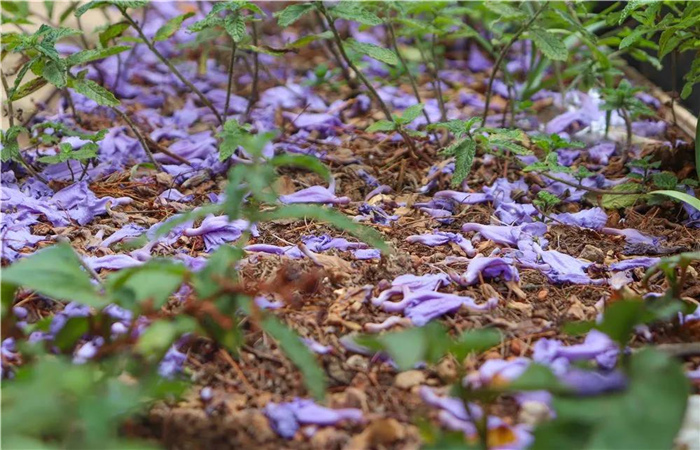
[188,1,266,121]
[275,1,421,157]
[533,190,562,214]
[600,80,655,152]
[76,0,224,125]
[429,118,532,186]
[365,103,425,138]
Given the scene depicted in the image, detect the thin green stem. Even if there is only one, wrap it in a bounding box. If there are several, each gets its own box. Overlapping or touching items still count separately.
[482,3,547,126]
[224,40,237,119]
[119,7,224,125]
[1,71,50,185]
[318,3,419,158]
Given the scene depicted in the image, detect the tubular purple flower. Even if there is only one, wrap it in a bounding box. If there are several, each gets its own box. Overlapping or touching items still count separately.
[460,256,520,285]
[551,208,608,230]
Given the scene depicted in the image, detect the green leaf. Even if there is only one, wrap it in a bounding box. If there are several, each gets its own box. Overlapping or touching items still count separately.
[10,78,48,101]
[366,120,396,133]
[285,31,333,49]
[601,183,644,209]
[54,317,90,352]
[193,245,244,298]
[67,78,119,107]
[270,154,330,181]
[619,28,646,49]
[106,259,187,310]
[330,1,382,26]
[75,1,110,18]
[137,317,198,358]
[99,21,130,47]
[224,13,246,43]
[484,1,527,19]
[274,3,315,27]
[41,60,67,88]
[1,243,105,307]
[1,126,25,162]
[346,39,399,66]
[154,12,194,42]
[451,138,476,186]
[260,205,389,253]
[261,316,327,400]
[64,46,130,66]
[398,103,424,125]
[651,172,678,190]
[529,28,568,61]
[533,349,689,450]
[650,190,700,213]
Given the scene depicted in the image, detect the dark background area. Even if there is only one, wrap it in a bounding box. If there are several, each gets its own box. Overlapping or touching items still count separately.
[628,53,700,113]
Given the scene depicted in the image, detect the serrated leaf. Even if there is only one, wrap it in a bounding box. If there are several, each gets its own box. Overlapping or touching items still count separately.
[65,45,130,66]
[366,120,396,133]
[261,316,327,400]
[529,28,568,61]
[330,1,382,26]
[274,3,314,27]
[9,78,48,101]
[451,138,476,186]
[651,172,678,190]
[398,103,424,125]
[67,78,119,107]
[1,243,105,307]
[41,60,66,88]
[1,126,26,162]
[99,21,130,47]
[346,39,398,66]
[619,28,646,49]
[286,31,333,49]
[484,2,527,19]
[224,13,246,42]
[601,183,644,209]
[154,12,194,42]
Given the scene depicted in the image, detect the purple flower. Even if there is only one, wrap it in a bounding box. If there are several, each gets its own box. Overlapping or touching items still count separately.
[100,223,146,248]
[85,254,144,271]
[353,248,381,260]
[462,222,547,246]
[588,143,616,165]
[559,368,627,395]
[467,43,492,72]
[158,188,193,203]
[279,179,350,205]
[551,208,608,230]
[356,203,397,225]
[381,290,498,325]
[302,338,332,354]
[406,231,475,256]
[601,227,664,246]
[533,330,618,370]
[536,247,601,285]
[460,256,520,285]
[264,399,363,439]
[372,273,451,307]
[466,358,532,388]
[610,257,660,271]
[158,346,187,378]
[184,215,256,252]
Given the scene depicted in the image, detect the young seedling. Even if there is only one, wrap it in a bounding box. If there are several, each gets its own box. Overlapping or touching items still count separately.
[600,79,654,155]
[430,118,532,186]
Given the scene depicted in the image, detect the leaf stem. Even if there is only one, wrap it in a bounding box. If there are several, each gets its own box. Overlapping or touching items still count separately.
[244,22,260,123]
[317,3,419,159]
[482,3,548,126]
[1,71,50,185]
[224,39,237,119]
